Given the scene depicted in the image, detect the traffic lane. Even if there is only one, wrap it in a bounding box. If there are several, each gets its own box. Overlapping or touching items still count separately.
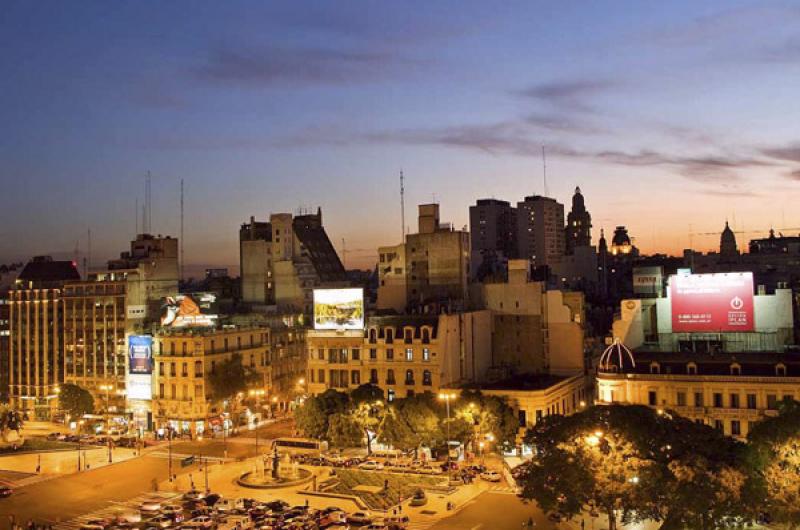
[0,453,193,529]
[430,492,558,530]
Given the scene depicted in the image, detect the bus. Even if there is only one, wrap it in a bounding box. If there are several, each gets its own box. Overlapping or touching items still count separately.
[272,437,328,454]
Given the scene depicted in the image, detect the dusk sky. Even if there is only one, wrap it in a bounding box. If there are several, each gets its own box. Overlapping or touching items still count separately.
[2,1,800,274]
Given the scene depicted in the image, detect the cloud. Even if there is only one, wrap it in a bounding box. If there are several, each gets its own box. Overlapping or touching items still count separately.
[699,188,760,198]
[788,169,800,181]
[595,150,775,182]
[761,144,800,163]
[516,79,616,113]
[524,113,607,135]
[192,45,411,86]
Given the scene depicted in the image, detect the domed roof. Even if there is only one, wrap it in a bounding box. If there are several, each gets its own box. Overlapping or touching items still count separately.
[611,226,631,246]
[720,221,738,256]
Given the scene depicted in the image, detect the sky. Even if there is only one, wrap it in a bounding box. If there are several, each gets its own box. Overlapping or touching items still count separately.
[2,1,800,275]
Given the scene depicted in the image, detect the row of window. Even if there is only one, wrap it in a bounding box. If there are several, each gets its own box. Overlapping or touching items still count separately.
[366,327,432,344]
[157,382,204,400]
[157,354,264,378]
[311,368,433,387]
[160,334,267,356]
[649,361,788,377]
[314,347,432,363]
[647,389,793,410]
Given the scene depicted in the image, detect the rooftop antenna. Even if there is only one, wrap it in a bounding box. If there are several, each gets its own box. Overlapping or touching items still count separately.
[135,197,139,235]
[542,145,548,197]
[86,228,92,278]
[180,178,185,282]
[341,238,346,269]
[147,170,152,234]
[400,170,406,243]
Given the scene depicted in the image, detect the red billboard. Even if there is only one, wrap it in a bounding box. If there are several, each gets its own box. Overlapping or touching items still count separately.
[669,272,754,332]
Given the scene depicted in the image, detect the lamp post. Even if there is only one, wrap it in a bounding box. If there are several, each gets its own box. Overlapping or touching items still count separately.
[438,392,457,475]
[168,425,174,482]
[249,389,266,462]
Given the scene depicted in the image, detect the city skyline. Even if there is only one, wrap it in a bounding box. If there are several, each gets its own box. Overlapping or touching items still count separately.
[3,1,800,273]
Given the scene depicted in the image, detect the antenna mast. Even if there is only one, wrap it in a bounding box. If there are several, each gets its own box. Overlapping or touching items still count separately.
[135,197,139,235]
[400,170,406,243]
[542,145,548,197]
[180,178,185,282]
[146,170,152,234]
[341,238,346,269]
[86,228,92,278]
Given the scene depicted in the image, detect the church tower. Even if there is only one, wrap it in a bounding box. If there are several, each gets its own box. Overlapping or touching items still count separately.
[565,186,592,254]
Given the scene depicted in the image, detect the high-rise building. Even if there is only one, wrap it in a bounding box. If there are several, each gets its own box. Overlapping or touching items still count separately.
[378,204,470,313]
[0,265,21,402]
[565,187,592,254]
[62,279,128,414]
[516,195,565,269]
[9,257,80,418]
[469,199,517,279]
[240,209,348,313]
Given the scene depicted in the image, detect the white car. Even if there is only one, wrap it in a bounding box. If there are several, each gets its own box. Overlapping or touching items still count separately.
[161,505,183,516]
[140,499,163,513]
[319,510,347,526]
[188,516,215,529]
[480,470,502,482]
[183,490,205,501]
[358,460,384,471]
[150,515,175,529]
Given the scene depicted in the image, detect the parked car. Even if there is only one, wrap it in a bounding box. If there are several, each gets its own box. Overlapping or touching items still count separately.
[319,510,347,527]
[346,512,373,525]
[0,486,12,498]
[149,515,175,529]
[409,489,427,507]
[548,512,566,522]
[480,471,502,482]
[358,460,384,471]
[140,499,163,513]
[183,490,206,501]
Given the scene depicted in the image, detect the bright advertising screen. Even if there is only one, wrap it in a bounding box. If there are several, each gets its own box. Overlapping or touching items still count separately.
[313,288,364,330]
[126,373,152,401]
[669,272,754,332]
[160,293,218,328]
[128,335,153,374]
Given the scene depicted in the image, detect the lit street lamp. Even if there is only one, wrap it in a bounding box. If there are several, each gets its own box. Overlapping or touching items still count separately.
[438,392,457,474]
[249,389,266,462]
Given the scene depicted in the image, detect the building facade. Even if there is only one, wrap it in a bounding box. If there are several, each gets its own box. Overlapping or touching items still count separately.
[516,195,565,269]
[378,204,470,313]
[469,199,517,280]
[597,351,800,439]
[8,257,81,418]
[565,187,592,255]
[152,326,271,436]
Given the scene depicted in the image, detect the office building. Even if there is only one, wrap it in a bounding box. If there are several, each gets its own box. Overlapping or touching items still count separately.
[378,204,470,313]
[469,199,517,280]
[9,257,80,418]
[516,195,565,269]
[240,209,348,313]
[0,265,21,402]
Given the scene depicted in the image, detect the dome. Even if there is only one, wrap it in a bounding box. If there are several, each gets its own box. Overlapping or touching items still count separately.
[611,226,631,247]
[599,338,636,372]
[720,221,738,256]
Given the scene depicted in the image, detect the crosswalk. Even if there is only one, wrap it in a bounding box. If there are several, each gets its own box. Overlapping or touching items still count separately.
[52,491,181,530]
[0,470,56,488]
[485,484,519,495]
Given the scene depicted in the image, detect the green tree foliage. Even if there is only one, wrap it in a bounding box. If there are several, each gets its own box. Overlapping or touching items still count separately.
[352,400,385,455]
[294,389,350,440]
[327,413,363,448]
[207,353,260,401]
[458,390,519,450]
[520,405,748,530]
[350,384,384,405]
[398,393,444,449]
[746,399,800,529]
[0,405,23,433]
[378,406,417,452]
[59,383,94,420]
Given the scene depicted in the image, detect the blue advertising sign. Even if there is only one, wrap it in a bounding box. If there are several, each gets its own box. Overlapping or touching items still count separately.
[128,335,153,375]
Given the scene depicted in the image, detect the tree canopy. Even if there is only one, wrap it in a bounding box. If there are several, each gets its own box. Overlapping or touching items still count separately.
[59,383,95,420]
[207,353,261,401]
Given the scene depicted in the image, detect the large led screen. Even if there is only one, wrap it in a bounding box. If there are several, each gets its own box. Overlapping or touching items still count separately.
[313,288,364,330]
[669,272,754,332]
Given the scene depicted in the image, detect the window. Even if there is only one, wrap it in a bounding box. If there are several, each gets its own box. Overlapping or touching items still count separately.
[423,348,430,361]
[210,340,215,352]
[687,363,697,375]
[694,392,703,407]
[385,329,394,344]
[159,383,165,399]
[318,369,325,383]
[406,348,413,361]
[237,337,242,349]
[194,361,202,377]
[352,348,360,361]
[171,384,177,399]
[423,370,432,386]
[195,385,203,398]
[731,420,741,436]
[386,369,396,385]
[369,348,377,360]
[422,328,430,344]
[339,349,348,363]
[730,394,740,408]
[387,389,395,402]
[747,394,757,409]
[767,394,778,409]
[650,362,660,374]
[404,329,413,344]
[730,364,741,376]
[159,362,164,375]
[405,369,414,385]
[648,391,657,406]
[170,363,176,377]
[224,338,229,350]
[328,349,337,363]
[181,362,188,377]
[386,348,394,361]
[351,370,360,385]
[676,392,686,407]
[776,364,787,376]
[170,343,175,355]
[370,369,378,384]
[182,384,188,399]
[713,393,723,408]
[369,329,377,343]
[714,419,724,432]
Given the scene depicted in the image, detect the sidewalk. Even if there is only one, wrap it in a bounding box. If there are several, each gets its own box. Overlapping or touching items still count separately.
[0,446,143,484]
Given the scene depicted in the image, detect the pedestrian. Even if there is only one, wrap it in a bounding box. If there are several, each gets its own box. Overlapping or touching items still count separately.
[305,498,309,508]
[527,516,534,528]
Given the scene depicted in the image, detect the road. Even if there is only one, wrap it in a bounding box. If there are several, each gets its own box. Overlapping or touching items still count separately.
[429,492,559,530]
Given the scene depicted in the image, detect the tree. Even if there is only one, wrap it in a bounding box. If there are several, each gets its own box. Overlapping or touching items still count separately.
[458,391,519,451]
[59,383,94,420]
[399,393,444,451]
[351,384,384,405]
[294,396,328,439]
[208,353,260,401]
[327,413,363,448]
[746,399,800,528]
[351,400,385,455]
[378,406,417,452]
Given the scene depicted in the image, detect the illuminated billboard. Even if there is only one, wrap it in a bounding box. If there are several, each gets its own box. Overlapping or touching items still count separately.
[128,335,153,374]
[126,373,152,401]
[313,288,364,330]
[669,272,754,332]
[161,293,218,328]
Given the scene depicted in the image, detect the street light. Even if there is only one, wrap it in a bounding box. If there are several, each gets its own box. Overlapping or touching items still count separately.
[438,392,457,473]
[249,389,266,461]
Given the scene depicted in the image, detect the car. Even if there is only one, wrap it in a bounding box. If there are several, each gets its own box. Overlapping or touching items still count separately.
[149,515,175,529]
[0,486,12,498]
[347,512,373,525]
[319,510,347,527]
[263,500,289,512]
[547,512,566,523]
[358,460,384,471]
[114,511,142,524]
[480,471,502,482]
[186,516,215,529]
[364,525,387,530]
[140,499,163,513]
[80,526,105,530]
[46,432,61,441]
[183,490,206,501]
[161,505,183,516]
